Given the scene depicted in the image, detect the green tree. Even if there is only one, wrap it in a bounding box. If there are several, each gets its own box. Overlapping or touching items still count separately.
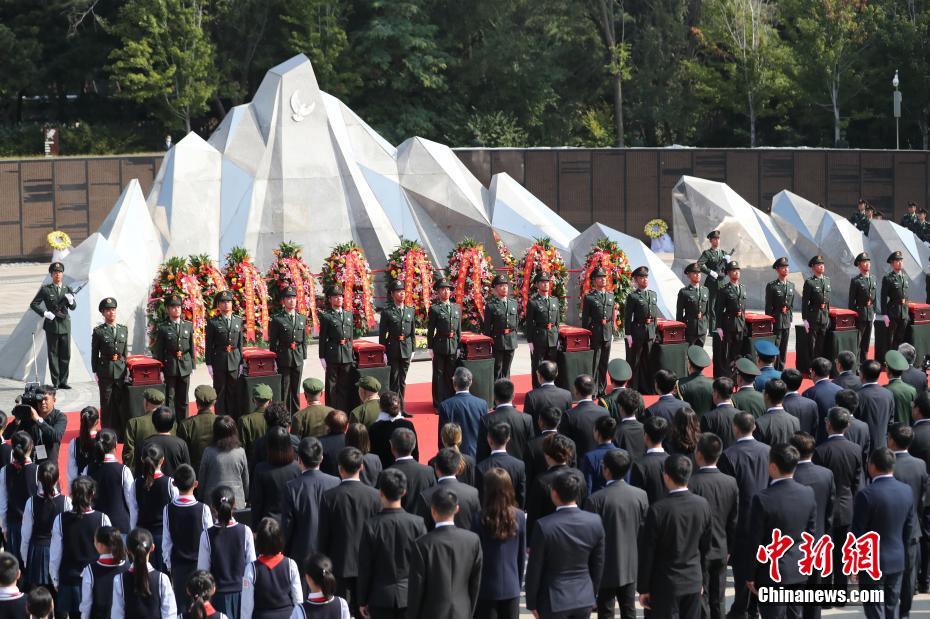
[586,0,632,146]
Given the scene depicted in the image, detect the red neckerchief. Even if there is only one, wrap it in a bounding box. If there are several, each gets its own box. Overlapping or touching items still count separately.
[307,592,330,603]
[175,496,196,505]
[257,553,284,570]
[203,602,216,615]
[10,458,32,471]
[97,557,119,566]
[153,472,164,479]
[103,454,118,463]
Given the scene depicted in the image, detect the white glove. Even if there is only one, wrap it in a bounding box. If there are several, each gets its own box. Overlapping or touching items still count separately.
[207,365,213,378]
[238,365,244,377]
[803,320,810,333]
[320,359,327,369]
[383,354,388,365]
[528,343,535,354]
[625,336,632,347]
[159,371,165,383]
[43,311,55,321]
[65,293,74,304]
[709,271,719,280]
[93,373,98,384]
[883,315,891,327]
[723,254,732,263]
[716,328,723,339]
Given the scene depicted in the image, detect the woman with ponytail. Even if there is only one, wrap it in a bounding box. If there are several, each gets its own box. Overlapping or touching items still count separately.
[293,554,349,618]
[20,460,70,588]
[67,406,99,484]
[78,525,127,619]
[82,429,135,535]
[240,517,301,619]
[196,485,255,619]
[0,431,38,563]
[129,442,177,572]
[112,528,175,619]
[184,570,228,619]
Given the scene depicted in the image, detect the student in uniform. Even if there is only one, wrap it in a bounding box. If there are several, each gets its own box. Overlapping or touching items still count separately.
[184,570,229,619]
[163,464,213,610]
[197,485,256,619]
[290,554,350,619]
[0,431,38,563]
[241,517,302,619]
[112,528,176,619]
[21,461,70,589]
[26,586,53,619]
[129,443,178,572]
[78,526,127,619]
[0,551,26,618]
[82,429,135,536]
[67,407,99,485]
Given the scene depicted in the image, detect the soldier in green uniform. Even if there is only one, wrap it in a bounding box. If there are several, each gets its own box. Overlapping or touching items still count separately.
[268,286,307,414]
[237,383,272,466]
[849,252,877,364]
[714,261,747,375]
[902,201,920,231]
[731,357,765,417]
[379,280,415,408]
[482,274,519,380]
[293,378,333,438]
[885,350,917,424]
[29,261,77,389]
[318,285,355,413]
[91,297,128,436]
[350,376,382,427]
[676,262,709,347]
[582,267,616,396]
[882,250,911,352]
[601,358,632,421]
[177,385,217,472]
[427,278,461,406]
[205,290,244,417]
[122,388,168,468]
[624,266,658,394]
[764,257,796,370]
[697,230,728,331]
[802,255,831,365]
[525,272,561,389]
[153,295,195,420]
[849,198,869,233]
[916,209,930,243]
[677,345,713,416]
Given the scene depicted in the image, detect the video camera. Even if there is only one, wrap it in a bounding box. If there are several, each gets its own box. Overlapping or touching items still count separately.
[12,382,44,421]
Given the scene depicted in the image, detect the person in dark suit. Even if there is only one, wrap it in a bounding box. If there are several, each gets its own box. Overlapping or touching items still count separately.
[250,425,300,522]
[526,434,582,535]
[899,343,929,395]
[889,423,928,617]
[832,351,861,391]
[386,428,435,512]
[318,447,383,615]
[638,455,712,619]
[718,412,771,618]
[613,388,646,460]
[560,374,610,458]
[782,369,820,437]
[746,444,818,619]
[357,468,428,619]
[475,423,527,508]
[803,357,843,443]
[689,433,738,619]
[858,360,897,449]
[369,392,419,468]
[701,377,739,449]
[583,449,648,619]
[835,389,871,483]
[524,407,577,489]
[853,448,915,619]
[317,410,348,477]
[911,392,930,591]
[476,379,533,461]
[754,379,800,446]
[527,470,606,619]
[812,407,862,597]
[646,370,688,423]
[436,367,487,458]
[136,405,191,475]
[630,416,669,504]
[416,448,480,530]
[581,416,621,495]
[407,489,483,619]
[523,361,573,433]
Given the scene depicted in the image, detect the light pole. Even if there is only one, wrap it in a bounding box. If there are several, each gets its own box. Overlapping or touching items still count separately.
[893,70,901,150]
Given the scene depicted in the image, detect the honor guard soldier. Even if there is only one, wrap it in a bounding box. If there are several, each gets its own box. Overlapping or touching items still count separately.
[525,272,561,389]
[624,266,658,394]
[902,201,920,231]
[482,274,519,380]
[677,262,709,347]
[379,280,416,409]
[91,297,128,435]
[882,250,911,352]
[714,261,747,373]
[802,255,831,364]
[153,295,195,420]
[697,230,728,331]
[849,198,869,233]
[268,286,307,414]
[849,252,877,364]
[917,209,930,242]
[205,290,244,416]
[29,261,76,389]
[318,284,355,413]
[427,278,461,407]
[765,257,796,370]
[582,267,616,395]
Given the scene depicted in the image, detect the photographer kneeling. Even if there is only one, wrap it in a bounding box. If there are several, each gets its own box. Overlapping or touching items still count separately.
[3,385,67,463]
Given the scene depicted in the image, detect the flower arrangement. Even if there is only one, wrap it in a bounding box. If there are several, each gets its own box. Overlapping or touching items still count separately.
[514,237,568,324]
[47,230,71,251]
[446,238,494,332]
[386,239,434,327]
[320,241,376,337]
[265,241,318,335]
[644,218,668,239]
[578,238,633,334]
[188,254,227,318]
[222,247,269,343]
[493,230,516,274]
[146,256,208,359]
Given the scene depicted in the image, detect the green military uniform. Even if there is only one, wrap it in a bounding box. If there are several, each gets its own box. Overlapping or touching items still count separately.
[697,232,727,331]
[153,298,196,421]
[849,209,869,234]
[732,385,766,418]
[427,281,462,406]
[238,384,272,470]
[916,218,930,243]
[886,351,918,424]
[379,283,416,408]
[715,262,748,374]
[351,398,381,428]
[91,297,128,437]
[318,289,355,413]
[483,277,519,380]
[204,295,244,416]
[177,385,217,473]
[29,262,76,388]
[764,259,796,370]
[123,388,172,469]
[901,211,919,232]
[801,257,831,364]
[601,359,632,422]
[676,264,709,347]
[525,280,561,389]
[293,379,333,438]
[677,346,713,416]
[882,252,910,353]
[624,268,658,395]
[581,271,615,396]
[268,289,308,413]
[848,253,877,364]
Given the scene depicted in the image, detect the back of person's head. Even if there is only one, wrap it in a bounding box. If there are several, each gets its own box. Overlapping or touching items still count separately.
[697,433,723,465]
[264,402,292,429]
[643,416,668,446]
[434,447,463,477]
[152,406,176,433]
[378,469,407,502]
[889,423,914,450]
[78,406,99,454]
[712,377,734,400]
[870,447,896,474]
[255,517,284,556]
[453,367,473,391]
[140,442,165,491]
[304,554,338,599]
[835,389,860,418]
[390,427,417,456]
[324,410,349,434]
[671,407,700,452]
[127,528,155,597]
[616,388,644,418]
[95,525,126,563]
[537,361,558,383]
[212,415,240,452]
[11,431,32,466]
[769,443,800,475]
[430,488,458,519]
[836,350,857,372]
[538,406,563,430]
[380,392,401,416]
[781,368,803,392]
[345,423,371,454]
[601,449,632,480]
[488,422,511,447]
[185,570,217,619]
[36,461,58,502]
[70,476,96,514]
[266,426,295,466]
[0,552,18,586]
[915,391,930,420]
[654,370,678,395]
[664,454,693,486]
[211,485,236,526]
[827,406,851,433]
[542,433,573,465]
[479,467,518,541]
[439,423,463,449]
[789,432,816,460]
[899,343,918,366]
[494,378,515,403]
[595,415,617,441]
[26,586,52,619]
[337,447,364,476]
[811,357,832,379]
[860,360,882,383]
[764,379,788,406]
[297,437,324,468]
[93,428,119,464]
[733,411,755,436]
[574,374,595,398]
[173,464,197,493]
[551,469,584,504]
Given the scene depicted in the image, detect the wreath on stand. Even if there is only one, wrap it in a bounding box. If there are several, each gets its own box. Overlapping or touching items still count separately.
[578,238,633,335]
[386,239,434,326]
[320,241,376,337]
[188,254,227,317]
[146,256,208,359]
[266,241,319,335]
[514,237,568,325]
[446,239,494,332]
[222,247,269,343]
[493,230,517,275]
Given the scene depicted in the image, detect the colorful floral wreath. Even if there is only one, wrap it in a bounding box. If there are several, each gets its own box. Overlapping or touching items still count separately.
[321,241,376,337]
[222,247,269,343]
[386,239,434,327]
[514,237,568,324]
[266,241,319,335]
[146,256,208,359]
[644,218,669,239]
[578,238,633,334]
[47,230,71,251]
[188,254,227,318]
[493,230,516,274]
[446,238,494,332]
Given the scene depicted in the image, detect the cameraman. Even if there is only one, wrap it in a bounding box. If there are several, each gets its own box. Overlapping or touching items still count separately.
[3,386,67,463]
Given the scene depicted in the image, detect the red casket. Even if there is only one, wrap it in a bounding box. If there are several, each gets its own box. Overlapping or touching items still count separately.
[354,341,387,368]
[829,308,858,331]
[656,319,686,344]
[459,332,494,360]
[744,312,774,336]
[126,355,163,385]
[243,347,277,376]
[909,303,930,325]
[559,326,592,352]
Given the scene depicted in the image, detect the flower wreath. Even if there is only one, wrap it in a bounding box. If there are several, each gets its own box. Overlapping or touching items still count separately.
[266,241,319,335]
[386,239,434,327]
[222,247,269,343]
[188,254,227,318]
[47,230,72,251]
[644,218,669,239]
[321,241,376,337]
[146,257,208,358]
[578,238,633,334]
[514,237,568,324]
[446,238,494,332]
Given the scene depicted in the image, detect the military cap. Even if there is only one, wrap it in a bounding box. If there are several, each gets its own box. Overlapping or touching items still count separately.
[302,377,324,394]
[735,357,761,376]
[48,262,64,273]
[388,280,405,292]
[282,286,298,298]
[854,252,870,266]
[98,297,117,312]
[194,385,217,404]
[590,267,607,279]
[772,257,789,269]
[434,278,454,290]
[632,266,649,278]
[492,274,511,286]
[808,255,825,267]
[356,376,381,392]
[252,383,274,401]
[724,261,740,273]
[887,251,904,263]
[143,388,166,404]
[326,285,343,297]
[687,345,711,368]
[534,272,551,284]
[214,290,234,304]
[166,295,183,307]
[885,350,909,372]
[684,262,701,275]
[707,230,721,240]
[607,358,632,382]
[754,340,779,358]
[864,204,875,211]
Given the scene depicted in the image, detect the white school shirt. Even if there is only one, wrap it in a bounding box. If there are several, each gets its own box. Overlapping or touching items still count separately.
[82,455,137,528]
[240,556,302,619]
[128,473,179,530]
[111,561,176,619]
[196,520,256,571]
[79,554,126,619]
[49,509,112,589]
[0,458,35,534]
[20,489,72,565]
[160,496,213,572]
[288,594,350,619]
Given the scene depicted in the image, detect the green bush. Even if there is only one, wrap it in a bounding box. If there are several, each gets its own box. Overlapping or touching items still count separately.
[0,122,165,157]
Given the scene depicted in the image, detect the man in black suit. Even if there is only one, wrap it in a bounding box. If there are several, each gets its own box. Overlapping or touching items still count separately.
[889,423,927,616]
[782,369,819,437]
[527,470,606,619]
[583,450,648,619]
[476,378,533,461]
[525,407,577,489]
[638,455,712,619]
[613,388,646,460]
[718,411,770,618]
[754,379,800,446]
[358,469,428,619]
[832,351,861,391]
[911,392,930,591]
[689,433,738,619]
[560,374,610,458]
[415,448,480,530]
[407,489,482,619]
[646,369,688,423]
[803,357,843,443]
[524,361,573,433]
[701,377,739,449]
[370,392,419,468]
[835,389,871,483]
[475,422,527,507]
[436,367,487,458]
[281,437,340,580]
[631,416,669,504]
[857,360,896,449]
[318,409,348,477]
[899,342,929,394]
[746,444,818,619]
[526,433,582,534]
[386,428,435,512]
[318,447,383,615]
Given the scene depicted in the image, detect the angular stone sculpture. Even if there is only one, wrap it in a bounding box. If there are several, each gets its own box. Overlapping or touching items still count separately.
[488,173,579,257]
[867,220,930,305]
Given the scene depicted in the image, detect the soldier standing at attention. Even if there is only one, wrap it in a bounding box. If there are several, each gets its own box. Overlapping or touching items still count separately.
[714,261,747,373]
[624,266,658,394]
[849,252,877,364]
[482,274,519,380]
[205,290,243,417]
[525,272,561,389]
[427,278,461,407]
[765,257,796,370]
[379,280,415,408]
[29,261,76,389]
[154,295,195,420]
[697,230,727,332]
[901,201,920,232]
[581,267,616,396]
[268,286,307,413]
[91,297,128,435]
[677,262,709,347]
[882,250,911,352]
[849,198,869,233]
[318,284,355,413]
[802,255,831,364]
[916,208,930,243]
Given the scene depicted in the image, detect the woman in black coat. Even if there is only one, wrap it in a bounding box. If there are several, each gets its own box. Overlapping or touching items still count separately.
[248,426,299,522]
